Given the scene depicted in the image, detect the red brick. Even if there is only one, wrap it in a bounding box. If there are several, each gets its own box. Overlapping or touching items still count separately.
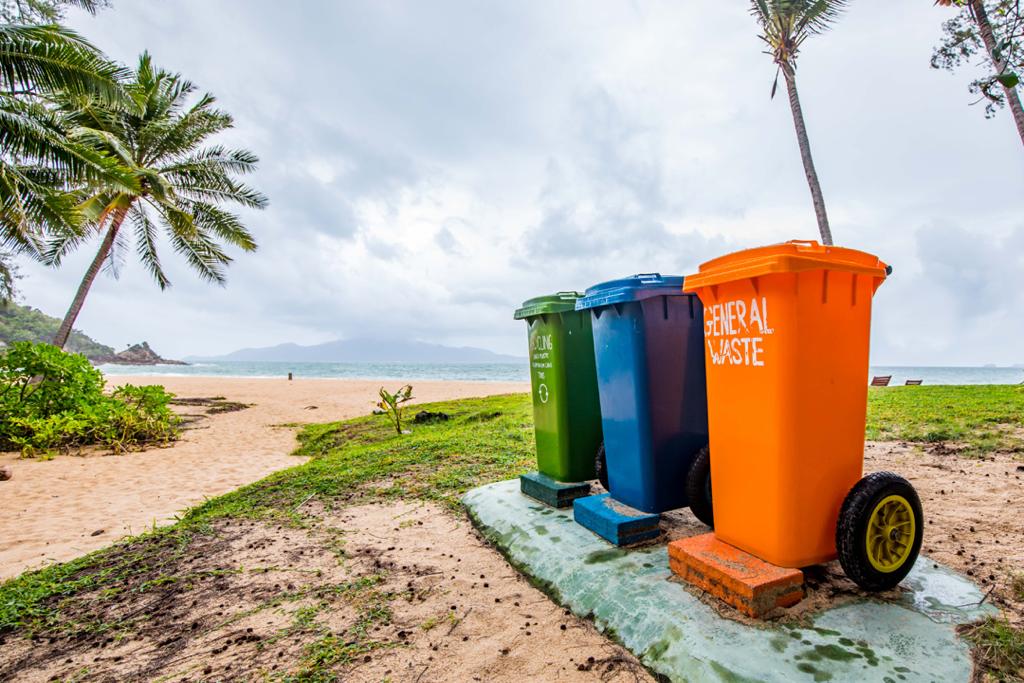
[668,533,804,618]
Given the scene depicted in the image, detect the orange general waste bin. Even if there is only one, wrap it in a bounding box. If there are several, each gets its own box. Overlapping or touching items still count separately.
[684,240,923,591]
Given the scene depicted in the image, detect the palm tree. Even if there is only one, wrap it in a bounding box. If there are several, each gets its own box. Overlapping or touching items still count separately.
[0,22,128,301]
[48,52,267,348]
[750,0,848,246]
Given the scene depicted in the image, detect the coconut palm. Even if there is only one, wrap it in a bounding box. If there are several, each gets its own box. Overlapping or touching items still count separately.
[0,22,128,300]
[750,0,848,246]
[48,52,266,348]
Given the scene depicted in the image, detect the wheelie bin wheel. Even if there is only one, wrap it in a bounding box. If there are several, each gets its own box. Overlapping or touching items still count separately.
[836,471,923,591]
[685,445,713,528]
[595,442,609,491]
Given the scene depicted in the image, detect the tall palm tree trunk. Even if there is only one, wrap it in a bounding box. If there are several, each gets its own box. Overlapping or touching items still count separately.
[782,64,834,246]
[53,207,128,349]
[970,0,1024,149]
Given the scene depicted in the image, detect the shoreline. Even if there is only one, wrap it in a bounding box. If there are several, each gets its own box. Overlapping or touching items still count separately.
[99,372,531,384]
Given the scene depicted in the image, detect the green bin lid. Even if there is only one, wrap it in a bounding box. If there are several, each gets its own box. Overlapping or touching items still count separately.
[513,291,583,320]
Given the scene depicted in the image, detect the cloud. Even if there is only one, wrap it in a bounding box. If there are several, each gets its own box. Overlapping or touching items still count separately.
[9,1,1023,362]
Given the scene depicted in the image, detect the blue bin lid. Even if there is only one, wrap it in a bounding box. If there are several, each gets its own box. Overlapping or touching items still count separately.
[574,273,686,311]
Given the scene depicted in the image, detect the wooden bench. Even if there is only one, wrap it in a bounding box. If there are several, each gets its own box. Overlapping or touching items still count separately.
[870,375,892,387]
[905,379,923,386]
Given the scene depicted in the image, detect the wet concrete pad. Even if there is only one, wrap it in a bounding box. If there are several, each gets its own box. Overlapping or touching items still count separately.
[463,478,996,683]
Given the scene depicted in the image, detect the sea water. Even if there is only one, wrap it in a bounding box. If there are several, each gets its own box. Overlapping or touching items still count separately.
[94,360,1024,386]
[96,360,530,383]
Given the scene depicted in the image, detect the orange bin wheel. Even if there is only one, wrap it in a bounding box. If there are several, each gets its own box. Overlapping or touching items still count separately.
[684,241,888,568]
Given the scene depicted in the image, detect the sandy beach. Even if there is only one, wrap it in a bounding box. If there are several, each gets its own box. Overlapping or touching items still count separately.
[0,376,527,580]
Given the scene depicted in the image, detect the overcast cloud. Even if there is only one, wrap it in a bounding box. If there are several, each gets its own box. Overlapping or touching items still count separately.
[12,1,1024,364]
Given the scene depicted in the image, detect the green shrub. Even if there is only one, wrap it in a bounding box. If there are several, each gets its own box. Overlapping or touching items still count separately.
[0,341,179,456]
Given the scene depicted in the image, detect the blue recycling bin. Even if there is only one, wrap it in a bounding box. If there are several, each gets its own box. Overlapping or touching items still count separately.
[575,274,708,514]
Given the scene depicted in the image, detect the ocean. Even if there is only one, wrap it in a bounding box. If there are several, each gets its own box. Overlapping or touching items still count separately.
[96,360,530,383]
[95,360,1024,386]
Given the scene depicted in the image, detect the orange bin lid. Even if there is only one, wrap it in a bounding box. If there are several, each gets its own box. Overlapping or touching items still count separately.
[684,240,888,290]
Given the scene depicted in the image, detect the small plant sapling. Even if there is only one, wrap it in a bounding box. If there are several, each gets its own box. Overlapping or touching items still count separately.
[376,385,414,434]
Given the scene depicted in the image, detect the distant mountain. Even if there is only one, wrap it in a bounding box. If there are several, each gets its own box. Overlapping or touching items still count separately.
[189,337,524,363]
[0,302,114,358]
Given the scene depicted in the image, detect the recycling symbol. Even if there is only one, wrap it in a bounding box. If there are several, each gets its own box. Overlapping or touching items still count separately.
[538,383,550,403]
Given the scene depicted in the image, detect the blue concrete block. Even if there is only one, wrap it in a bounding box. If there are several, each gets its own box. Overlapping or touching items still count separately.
[573,493,661,546]
[519,471,591,508]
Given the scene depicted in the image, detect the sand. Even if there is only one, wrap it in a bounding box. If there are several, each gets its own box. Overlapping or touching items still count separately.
[0,500,652,682]
[0,376,526,581]
[866,441,1024,623]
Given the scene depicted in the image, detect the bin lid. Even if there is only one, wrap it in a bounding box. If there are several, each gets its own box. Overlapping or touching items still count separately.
[574,274,687,311]
[513,292,583,319]
[684,240,889,291]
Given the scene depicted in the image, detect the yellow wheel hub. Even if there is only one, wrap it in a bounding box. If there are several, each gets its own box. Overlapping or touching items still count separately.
[866,495,916,573]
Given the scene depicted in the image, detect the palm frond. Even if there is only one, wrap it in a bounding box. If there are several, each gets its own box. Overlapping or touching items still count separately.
[130,201,168,288]
[160,203,230,285]
[0,96,136,188]
[0,161,79,251]
[138,93,233,164]
[0,24,128,105]
[158,146,259,176]
[179,198,256,251]
[1,0,110,23]
[101,217,128,278]
[749,0,849,65]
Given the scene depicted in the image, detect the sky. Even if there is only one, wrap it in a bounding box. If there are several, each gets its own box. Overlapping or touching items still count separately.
[12,1,1024,364]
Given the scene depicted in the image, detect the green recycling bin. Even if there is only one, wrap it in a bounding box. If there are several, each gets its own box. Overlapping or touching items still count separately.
[514,292,603,482]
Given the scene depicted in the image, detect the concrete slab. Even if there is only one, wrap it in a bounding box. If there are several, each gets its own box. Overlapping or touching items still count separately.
[464,478,997,683]
[668,533,805,618]
[519,471,591,508]
[573,493,661,545]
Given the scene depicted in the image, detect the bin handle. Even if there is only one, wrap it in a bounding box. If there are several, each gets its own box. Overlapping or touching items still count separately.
[787,240,823,251]
[555,290,581,298]
[634,273,662,281]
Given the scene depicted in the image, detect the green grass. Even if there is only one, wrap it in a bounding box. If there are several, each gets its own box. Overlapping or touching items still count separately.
[184,393,534,521]
[277,574,397,683]
[962,617,1024,681]
[866,385,1024,457]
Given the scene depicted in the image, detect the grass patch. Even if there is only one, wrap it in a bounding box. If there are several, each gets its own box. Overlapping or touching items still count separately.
[184,393,534,521]
[0,525,205,636]
[866,385,1024,457]
[0,394,533,641]
[284,575,397,682]
[962,617,1024,681]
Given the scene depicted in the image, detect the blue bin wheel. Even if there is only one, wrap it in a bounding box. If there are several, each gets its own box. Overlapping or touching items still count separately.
[686,445,714,528]
[595,441,609,492]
